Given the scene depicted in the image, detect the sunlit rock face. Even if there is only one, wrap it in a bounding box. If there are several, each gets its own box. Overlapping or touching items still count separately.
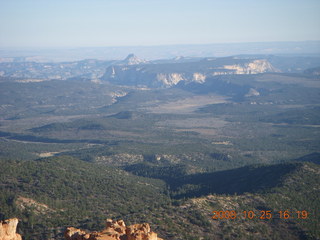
[156,73,185,86]
[0,218,22,240]
[102,55,279,88]
[223,59,279,74]
[65,219,164,240]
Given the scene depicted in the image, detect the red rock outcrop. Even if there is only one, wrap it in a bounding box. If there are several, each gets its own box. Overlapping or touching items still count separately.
[0,218,22,240]
[65,219,163,240]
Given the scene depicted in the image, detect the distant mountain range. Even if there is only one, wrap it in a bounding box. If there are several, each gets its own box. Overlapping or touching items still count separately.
[1,53,320,88]
[1,41,319,62]
[102,54,280,87]
[100,53,320,88]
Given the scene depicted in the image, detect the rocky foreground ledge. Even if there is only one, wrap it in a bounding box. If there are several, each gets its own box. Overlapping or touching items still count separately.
[0,218,22,240]
[65,219,163,240]
[0,218,163,240]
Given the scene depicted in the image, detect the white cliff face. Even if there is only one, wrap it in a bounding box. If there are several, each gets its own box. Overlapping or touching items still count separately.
[110,91,128,103]
[223,59,279,74]
[102,56,279,88]
[147,60,276,87]
[192,73,206,83]
[247,59,279,73]
[110,66,116,78]
[245,88,260,97]
[156,73,185,86]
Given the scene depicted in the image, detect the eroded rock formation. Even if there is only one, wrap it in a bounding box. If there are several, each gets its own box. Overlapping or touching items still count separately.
[65,219,163,240]
[102,55,279,88]
[0,218,22,240]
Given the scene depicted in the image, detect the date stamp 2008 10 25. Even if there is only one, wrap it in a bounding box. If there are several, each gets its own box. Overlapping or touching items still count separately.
[212,210,309,220]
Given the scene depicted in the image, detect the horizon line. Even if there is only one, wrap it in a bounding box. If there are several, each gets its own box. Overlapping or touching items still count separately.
[1,40,320,50]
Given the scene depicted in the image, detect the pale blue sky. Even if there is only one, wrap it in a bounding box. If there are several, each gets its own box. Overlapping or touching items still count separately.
[0,0,319,48]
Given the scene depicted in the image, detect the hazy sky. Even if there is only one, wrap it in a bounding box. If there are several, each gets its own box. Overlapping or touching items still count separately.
[0,0,319,48]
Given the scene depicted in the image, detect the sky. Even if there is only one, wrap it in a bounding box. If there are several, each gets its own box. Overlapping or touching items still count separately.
[0,0,319,48]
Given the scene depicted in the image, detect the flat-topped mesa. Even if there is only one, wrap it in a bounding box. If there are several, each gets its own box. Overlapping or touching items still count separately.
[0,218,22,240]
[65,219,163,240]
[102,57,279,88]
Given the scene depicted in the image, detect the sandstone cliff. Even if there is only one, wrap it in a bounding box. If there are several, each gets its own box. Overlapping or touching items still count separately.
[223,59,279,74]
[65,219,163,240]
[102,55,279,88]
[0,218,22,240]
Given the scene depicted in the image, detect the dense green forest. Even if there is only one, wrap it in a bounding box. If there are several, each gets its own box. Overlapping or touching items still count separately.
[0,156,168,239]
[0,156,319,239]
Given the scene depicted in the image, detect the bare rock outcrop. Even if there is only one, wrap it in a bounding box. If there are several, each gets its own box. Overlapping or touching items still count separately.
[102,55,279,88]
[156,73,185,86]
[223,59,279,74]
[65,219,163,240]
[0,218,22,240]
[126,223,159,240]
